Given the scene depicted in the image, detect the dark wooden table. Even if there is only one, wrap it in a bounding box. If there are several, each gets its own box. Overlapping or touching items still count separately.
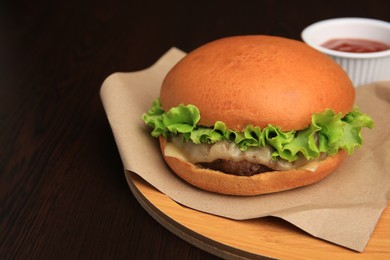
[1,1,389,259]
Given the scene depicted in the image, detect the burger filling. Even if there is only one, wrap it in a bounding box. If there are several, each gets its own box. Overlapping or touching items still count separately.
[143,98,374,176]
[165,135,326,176]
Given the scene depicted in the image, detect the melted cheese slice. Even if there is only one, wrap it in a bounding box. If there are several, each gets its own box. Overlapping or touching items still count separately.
[164,136,322,172]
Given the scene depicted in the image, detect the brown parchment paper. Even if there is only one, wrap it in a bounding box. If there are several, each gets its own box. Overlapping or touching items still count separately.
[100,47,390,252]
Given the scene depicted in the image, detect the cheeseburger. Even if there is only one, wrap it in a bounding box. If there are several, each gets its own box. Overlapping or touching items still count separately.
[142,35,373,196]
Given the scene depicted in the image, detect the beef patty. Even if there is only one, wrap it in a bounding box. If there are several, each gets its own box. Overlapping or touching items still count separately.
[198,159,274,176]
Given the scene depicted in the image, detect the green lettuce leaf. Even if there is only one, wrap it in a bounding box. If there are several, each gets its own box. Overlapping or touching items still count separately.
[142,98,374,162]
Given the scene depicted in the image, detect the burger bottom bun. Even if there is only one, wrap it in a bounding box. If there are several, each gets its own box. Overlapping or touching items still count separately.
[159,137,348,196]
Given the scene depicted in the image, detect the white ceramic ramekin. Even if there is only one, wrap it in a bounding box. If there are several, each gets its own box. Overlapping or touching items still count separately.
[301,17,390,87]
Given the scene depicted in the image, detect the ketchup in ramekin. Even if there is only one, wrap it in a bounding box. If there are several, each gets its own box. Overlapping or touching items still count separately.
[302,17,390,86]
[321,38,390,53]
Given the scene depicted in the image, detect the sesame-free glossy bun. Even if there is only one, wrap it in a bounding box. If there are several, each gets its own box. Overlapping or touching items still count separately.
[159,137,347,196]
[160,35,355,131]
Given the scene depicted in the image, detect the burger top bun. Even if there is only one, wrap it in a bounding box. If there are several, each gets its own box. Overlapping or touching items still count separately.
[160,35,355,131]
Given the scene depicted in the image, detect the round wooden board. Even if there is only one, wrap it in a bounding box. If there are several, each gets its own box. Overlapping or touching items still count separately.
[125,171,390,259]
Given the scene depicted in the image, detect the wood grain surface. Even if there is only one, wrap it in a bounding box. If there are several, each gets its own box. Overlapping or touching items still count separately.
[1,1,389,259]
[127,172,390,259]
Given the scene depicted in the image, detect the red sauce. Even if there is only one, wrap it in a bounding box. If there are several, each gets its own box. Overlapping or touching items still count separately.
[321,38,390,53]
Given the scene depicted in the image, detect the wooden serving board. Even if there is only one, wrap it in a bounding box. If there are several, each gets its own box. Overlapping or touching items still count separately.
[125,171,390,259]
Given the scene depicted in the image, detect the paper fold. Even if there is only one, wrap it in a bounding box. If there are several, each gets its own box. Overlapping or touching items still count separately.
[101,48,390,252]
